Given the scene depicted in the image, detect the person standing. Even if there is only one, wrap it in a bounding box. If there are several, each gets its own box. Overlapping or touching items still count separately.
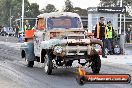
[24,20,31,31]
[106,21,114,55]
[15,25,19,38]
[126,28,131,43]
[94,17,107,58]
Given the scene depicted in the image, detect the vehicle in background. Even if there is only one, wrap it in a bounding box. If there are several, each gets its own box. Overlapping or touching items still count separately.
[0,27,15,36]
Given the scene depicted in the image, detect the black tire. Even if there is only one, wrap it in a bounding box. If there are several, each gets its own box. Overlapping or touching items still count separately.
[1,33,5,36]
[25,55,34,67]
[65,60,73,66]
[27,61,34,67]
[91,54,101,74]
[44,55,53,75]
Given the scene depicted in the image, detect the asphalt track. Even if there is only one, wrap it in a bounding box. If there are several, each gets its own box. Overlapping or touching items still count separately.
[0,36,132,88]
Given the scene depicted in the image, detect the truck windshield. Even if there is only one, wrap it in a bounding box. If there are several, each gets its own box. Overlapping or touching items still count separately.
[47,16,81,29]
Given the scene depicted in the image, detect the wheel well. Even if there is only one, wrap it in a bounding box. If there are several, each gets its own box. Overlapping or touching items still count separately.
[41,49,46,56]
[21,50,25,58]
[41,49,46,63]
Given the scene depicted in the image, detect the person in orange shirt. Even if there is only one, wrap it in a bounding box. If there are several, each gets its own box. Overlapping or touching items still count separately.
[94,17,107,58]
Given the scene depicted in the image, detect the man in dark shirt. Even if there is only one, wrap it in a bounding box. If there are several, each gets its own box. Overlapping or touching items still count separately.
[94,17,107,58]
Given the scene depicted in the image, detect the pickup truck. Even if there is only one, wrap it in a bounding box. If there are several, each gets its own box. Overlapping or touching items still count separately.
[21,12,102,75]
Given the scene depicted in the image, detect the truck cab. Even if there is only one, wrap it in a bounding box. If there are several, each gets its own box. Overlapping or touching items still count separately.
[34,12,83,56]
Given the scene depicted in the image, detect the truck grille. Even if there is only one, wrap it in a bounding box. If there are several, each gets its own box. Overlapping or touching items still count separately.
[67,43,88,46]
[67,36,84,39]
[62,45,89,56]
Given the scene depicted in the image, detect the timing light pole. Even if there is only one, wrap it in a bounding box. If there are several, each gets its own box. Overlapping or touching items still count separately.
[119,0,122,34]
[119,0,125,54]
[21,0,24,40]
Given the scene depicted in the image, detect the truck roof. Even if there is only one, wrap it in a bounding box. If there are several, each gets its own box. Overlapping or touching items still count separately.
[37,12,81,18]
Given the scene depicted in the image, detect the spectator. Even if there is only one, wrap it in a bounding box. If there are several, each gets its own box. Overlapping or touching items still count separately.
[106,21,114,54]
[94,17,107,58]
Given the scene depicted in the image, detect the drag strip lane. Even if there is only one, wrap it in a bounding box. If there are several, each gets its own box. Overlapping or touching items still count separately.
[0,43,132,88]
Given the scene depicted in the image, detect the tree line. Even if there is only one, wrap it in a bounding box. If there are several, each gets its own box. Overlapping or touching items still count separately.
[0,0,87,27]
[0,0,132,27]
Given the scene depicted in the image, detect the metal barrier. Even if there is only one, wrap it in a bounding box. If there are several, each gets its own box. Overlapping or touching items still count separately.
[119,34,125,54]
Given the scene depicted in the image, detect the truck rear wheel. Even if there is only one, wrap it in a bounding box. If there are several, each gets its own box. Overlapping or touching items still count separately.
[27,61,34,67]
[44,55,53,75]
[91,54,101,74]
[25,56,34,67]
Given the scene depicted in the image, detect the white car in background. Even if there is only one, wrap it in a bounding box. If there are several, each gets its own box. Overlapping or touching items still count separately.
[0,27,15,36]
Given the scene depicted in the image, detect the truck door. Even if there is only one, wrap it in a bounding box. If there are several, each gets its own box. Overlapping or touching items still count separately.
[34,18,45,56]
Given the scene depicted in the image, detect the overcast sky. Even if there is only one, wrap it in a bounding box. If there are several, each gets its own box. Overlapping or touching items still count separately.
[28,0,100,11]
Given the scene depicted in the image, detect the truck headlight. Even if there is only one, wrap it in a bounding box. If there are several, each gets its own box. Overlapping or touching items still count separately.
[54,46,63,53]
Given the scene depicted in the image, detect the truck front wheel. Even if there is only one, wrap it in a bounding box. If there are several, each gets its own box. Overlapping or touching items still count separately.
[91,54,101,74]
[27,61,34,67]
[44,55,53,75]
